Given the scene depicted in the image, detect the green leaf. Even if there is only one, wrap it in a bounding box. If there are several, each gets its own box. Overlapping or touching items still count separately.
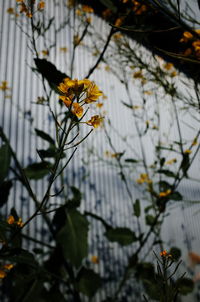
[0,180,12,207]
[125,158,139,163]
[157,169,177,178]
[56,209,89,268]
[145,215,156,226]
[169,191,182,201]
[35,128,55,145]
[99,0,117,13]
[77,267,101,297]
[0,144,11,185]
[133,199,141,217]
[176,278,194,295]
[105,227,137,246]
[24,161,53,180]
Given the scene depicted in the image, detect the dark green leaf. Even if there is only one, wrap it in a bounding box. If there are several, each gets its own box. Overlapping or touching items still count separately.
[99,0,117,13]
[170,247,181,261]
[105,227,137,246]
[56,209,89,268]
[35,128,55,145]
[125,158,139,163]
[180,153,190,177]
[169,191,182,201]
[34,58,68,88]
[24,161,53,180]
[0,180,12,207]
[145,215,156,226]
[133,199,141,217]
[0,144,11,185]
[176,278,194,295]
[157,169,177,178]
[77,267,101,297]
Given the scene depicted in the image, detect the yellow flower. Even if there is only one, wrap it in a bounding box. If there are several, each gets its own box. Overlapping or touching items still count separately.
[16,218,24,227]
[7,215,15,225]
[85,83,102,103]
[144,90,153,95]
[113,33,123,40]
[159,189,171,198]
[7,215,23,227]
[133,71,143,79]
[41,50,49,56]
[132,105,141,110]
[102,8,112,19]
[86,17,92,24]
[59,95,72,107]
[184,149,192,154]
[114,17,123,27]
[91,255,99,264]
[60,47,68,53]
[136,173,151,184]
[96,103,103,108]
[180,31,193,43]
[160,250,168,257]
[3,264,14,270]
[72,103,83,118]
[165,158,177,165]
[170,71,177,77]
[132,0,147,15]
[105,65,110,72]
[0,270,6,279]
[0,81,10,91]
[86,115,103,128]
[82,5,94,13]
[38,1,45,10]
[163,62,173,70]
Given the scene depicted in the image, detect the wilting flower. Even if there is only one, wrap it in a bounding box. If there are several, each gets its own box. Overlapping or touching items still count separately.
[160,250,172,258]
[86,115,103,128]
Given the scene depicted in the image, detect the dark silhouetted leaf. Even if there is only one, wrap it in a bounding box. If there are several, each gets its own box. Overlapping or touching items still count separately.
[35,128,55,145]
[125,158,139,163]
[34,58,68,90]
[157,169,176,178]
[56,209,89,268]
[105,227,137,246]
[77,267,101,297]
[145,215,156,226]
[0,144,11,185]
[0,180,12,207]
[170,191,182,201]
[133,199,141,217]
[24,162,53,180]
[176,278,194,295]
[99,0,117,12]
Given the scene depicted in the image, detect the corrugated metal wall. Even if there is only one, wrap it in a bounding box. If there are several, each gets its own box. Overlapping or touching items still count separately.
[1,1,200,301]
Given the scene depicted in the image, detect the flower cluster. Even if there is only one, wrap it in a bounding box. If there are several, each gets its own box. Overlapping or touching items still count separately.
[180,30,200,59]
[16,0,45,18]
[7,215,24,227]
[58,78,103,128]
